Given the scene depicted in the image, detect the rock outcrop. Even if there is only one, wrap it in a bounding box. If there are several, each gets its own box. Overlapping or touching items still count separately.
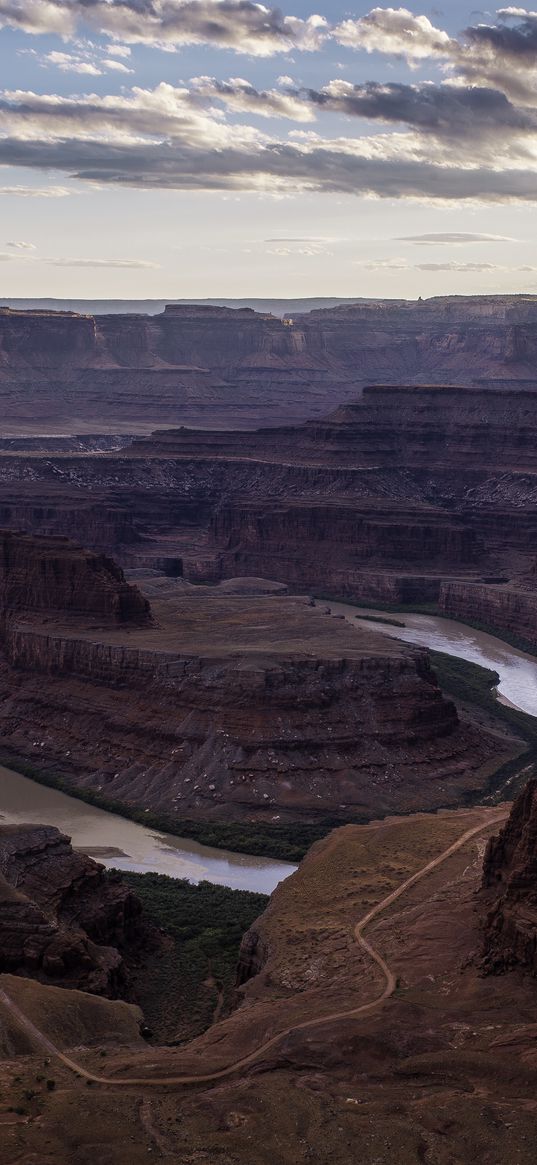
[0,529,501,822]
[0,823,141,995]
[439,581,537,649]
[0,530,150,625]
[482,779,537,975]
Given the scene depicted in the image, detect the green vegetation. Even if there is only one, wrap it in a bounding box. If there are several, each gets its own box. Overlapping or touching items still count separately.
[318,593,537,656]
[351,613,406,628]
[314,594,440,617]
[428,648,537,803]
[119,871,268,1043]
[0,750,351,861]
[429,649,537,746]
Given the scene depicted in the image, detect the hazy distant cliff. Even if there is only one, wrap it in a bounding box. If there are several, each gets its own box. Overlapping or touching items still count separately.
[4,296,537,433]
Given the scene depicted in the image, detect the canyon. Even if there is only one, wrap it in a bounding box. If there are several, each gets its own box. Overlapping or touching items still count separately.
[2,793,537,1164]
[3,295,537,435]
[0,531,503,826]
[2,295,537,1164]
[1,380,537,650]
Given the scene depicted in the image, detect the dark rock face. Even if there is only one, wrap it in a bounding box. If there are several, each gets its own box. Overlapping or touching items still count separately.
[0,824,141,995]
[6,297,537,435]
[482,780,537,974]
[0,530,150,625]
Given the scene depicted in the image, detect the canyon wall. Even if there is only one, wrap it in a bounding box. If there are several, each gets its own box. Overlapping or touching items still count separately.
[439,581,537,650]
[0,529,501,823]
[0,824,141,995]
[5,297,537,434]
[482,779,537,975]
[0,530,150,625]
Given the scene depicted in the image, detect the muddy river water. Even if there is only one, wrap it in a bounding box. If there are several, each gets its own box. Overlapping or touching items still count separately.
[0,766,296,894]
[331,602,537,718]
[1,606,536,890]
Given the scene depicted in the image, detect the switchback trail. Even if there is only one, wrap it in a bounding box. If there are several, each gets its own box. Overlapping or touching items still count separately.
[0,812,507,1089]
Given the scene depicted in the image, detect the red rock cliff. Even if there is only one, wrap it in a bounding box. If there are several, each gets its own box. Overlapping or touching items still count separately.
[482,779,537,975]
[0,824,141,996]
[0,530,150,625]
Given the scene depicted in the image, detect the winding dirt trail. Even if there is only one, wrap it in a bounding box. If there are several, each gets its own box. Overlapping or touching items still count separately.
[0,811,507,1089]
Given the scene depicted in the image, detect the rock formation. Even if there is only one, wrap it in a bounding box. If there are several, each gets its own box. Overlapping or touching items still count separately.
[482,778,537,974]
[0,529,150,625]
[5,296,537,435]
[0,823,141,995]
[0,530,501,823]
[5,381,537,643]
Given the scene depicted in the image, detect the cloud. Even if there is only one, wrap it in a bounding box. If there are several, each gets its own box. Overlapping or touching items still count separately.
[0,0,329,56]
[363,257,537,273]
[102,58,133,73]
[333,7,455,61]
[395,232,518,244]
[189,75,315,121]
[415,261,509,272]
[0,183,74,196]
[6,239,36,248]
[104,43,131,58]
[6,128,537,202]
[0,252,15,261]
[44,50,103,75]
[48,257,161,267]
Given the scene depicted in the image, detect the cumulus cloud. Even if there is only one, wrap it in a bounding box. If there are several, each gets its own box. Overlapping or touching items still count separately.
[334,7,455,61]
[44,50,103,75]
[330,7,537,107]
[0,0,329,56]
[6,239,36,248]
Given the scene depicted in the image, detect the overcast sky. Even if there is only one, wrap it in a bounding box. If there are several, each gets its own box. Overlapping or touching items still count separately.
[2,2,537,298]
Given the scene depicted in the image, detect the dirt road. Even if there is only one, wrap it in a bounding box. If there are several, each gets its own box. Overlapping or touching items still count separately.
[0,811,507,1089]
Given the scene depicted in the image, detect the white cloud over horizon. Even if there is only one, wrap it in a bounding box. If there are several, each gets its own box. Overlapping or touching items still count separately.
[3,3,537,295]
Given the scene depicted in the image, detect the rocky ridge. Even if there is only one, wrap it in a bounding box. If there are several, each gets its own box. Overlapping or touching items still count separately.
[482,778,537,974]
[0,823,141,995]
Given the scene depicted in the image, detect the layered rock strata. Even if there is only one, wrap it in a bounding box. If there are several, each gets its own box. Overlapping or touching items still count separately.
[0,824,140,994]
[5,296,537,435]
[482,778,537,974]
[0,529,150,625]
[0,533,501,822]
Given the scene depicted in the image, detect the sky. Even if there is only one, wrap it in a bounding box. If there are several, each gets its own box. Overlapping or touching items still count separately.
[2,2,537,298]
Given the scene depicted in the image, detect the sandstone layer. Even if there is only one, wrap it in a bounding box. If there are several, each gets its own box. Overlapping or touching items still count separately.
[4,380,537,625]
[0,529,150,625]
[0,823,140,995]
[0,531,503,824]
[4,296,537,436]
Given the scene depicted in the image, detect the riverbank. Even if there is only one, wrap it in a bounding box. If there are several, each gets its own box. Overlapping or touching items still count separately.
[2,608,537,867]
[0,764,297,893]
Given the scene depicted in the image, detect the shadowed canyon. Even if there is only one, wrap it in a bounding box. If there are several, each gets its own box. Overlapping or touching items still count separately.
[2,298,537,1164]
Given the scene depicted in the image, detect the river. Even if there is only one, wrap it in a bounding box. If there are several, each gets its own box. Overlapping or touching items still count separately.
[2,605,536,892]
[330,602,537,717]
[0,766,296,894]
